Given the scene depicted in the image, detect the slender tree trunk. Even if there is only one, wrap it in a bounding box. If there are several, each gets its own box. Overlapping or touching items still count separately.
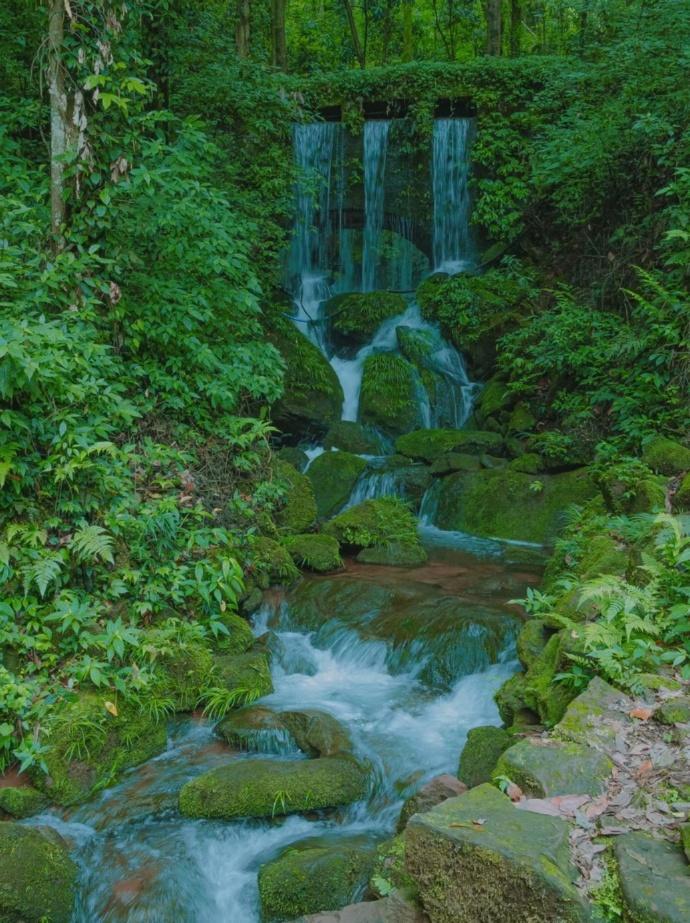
[402,0,414,61]
[510,0,521,55]
[341,0,365,67]
[272,0,288,68]
[236,0,251,58]
[485,0,502,54]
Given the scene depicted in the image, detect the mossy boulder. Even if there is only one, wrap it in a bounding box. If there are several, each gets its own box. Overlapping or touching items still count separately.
[308,451,367,519]
[370,835,418,899]
[436,467,596,544]
[271,321,344,436]
[275,459,318,533]
[357,542,427,567]
[494,739,612,797]
[213,649,273,702]
[216,706,292,753]
[284,533,344,572]
[397,775,467,832]
[642,436,690,476]
[154,637,215,710]
[0,786,48,819]
[359,354,423,437]
[259,835,377,922]
[654,696,690,725]
[275,445,309,472]
[326,291,405,351]
[178,756,367,819]
[280,709,354,758]
[516,619,550,669]
[429,452,481,475]
[324,421,385,455]
[457,726,513,788]
[395,429,504,464]
[32,692,167,806]
[0,823,78,922]
[249,535,300,587]
[510,453,542,475]
[507,403,536,435]
[615,831,690,923]
[215,612,255,655]
[324,498,426,565]
[405,784,589,922]
[555,676,632,753]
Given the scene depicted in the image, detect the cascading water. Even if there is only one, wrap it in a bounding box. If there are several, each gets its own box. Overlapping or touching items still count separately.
[362,120,390,292]
[432,117,475,273]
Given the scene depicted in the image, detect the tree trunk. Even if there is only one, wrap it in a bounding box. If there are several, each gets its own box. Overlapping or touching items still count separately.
[485,0,502,55]
[402,0,414,62]
[510,0,521,55]
[236,0,251,58]
[341,0,365,67]
[272,0,288,69]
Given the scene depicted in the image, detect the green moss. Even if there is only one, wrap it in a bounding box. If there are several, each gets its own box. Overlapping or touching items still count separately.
[507,403,536,435]
[458,726,513,788]
[325,291,405,349]
[178,755,368,819]
[642,436,690,476]
[476,375,515,421]
[655,696,690,725]
[32,692,167,806]
[154,637,215,710]
[510,452,542,474]
[0,786,48,819]
[248,535,300,588]
[493,739,612,797]
[213,650,273,701]
[283,533,343,572]
[356,541,427,566]
[370,835,418,899]
[275,445,309,472]
[516,619,550,669]
[0,823,78,923]
[307,450,367,519]
[359,353,422,437]
[430,452,482,475]
[324,497,422,554]
[324,420,385,454]
[680,824,690,863]
[274,459,317,533]
[674,472,690,511]
[395,428,504,463]
[215,612,254,655]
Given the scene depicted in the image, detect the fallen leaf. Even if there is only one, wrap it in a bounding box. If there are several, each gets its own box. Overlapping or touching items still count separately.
[506,782,523,802]
[629,706,653,720]
[104,700,118,717]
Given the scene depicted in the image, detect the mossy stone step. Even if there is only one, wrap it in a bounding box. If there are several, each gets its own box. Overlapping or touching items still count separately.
[555,676,633,753]
[494,739,612,797]
[615,831,690,923]
[457,725,513,788]
[0,823,78,923]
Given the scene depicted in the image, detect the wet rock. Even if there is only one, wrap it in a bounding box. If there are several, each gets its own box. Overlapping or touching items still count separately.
[216,706,294,753]
[429,452,481,475]
[0,822,78,922]
[0,785,48,819]
[178,756,367,819]
[395,429,504,464]
[516,618,550,669]
[324,421,385,455]
[258,835,377,922]
[325,291,406,352]
[359,354,424,437]
[457,726,513,788]
[284,533,344,573]
[405,784,589,922]
[308,451,367,519]
[655,696,690,725]
[281,709,353,758]
[356,542,428,567]
[615,831,690,922]
[213,649,273,702]
[275,459,318,533]
[298,891,429,922]
[493,739,612,797]
[642,436,690,476]
[324,498,426,565]
[397,774,467,831]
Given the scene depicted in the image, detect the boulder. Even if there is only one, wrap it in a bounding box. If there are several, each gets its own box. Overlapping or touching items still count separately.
[457,726,513,788]
[298,891,429,922]
[359,354,423,437]
[475,375,515,421]
[280,709,353,757]
[555,676,633,753]
[325,291,406,351]
[0,823,78,923]
[324,421,386,455]
[370,835,418,898]
[308,451,367,519]
[248,535,300,588]
[507,403,536,435]
[429,453,481,475]
[215,611,255,655]
[516,619,550,669]
[276,445,309,472]
[356,542,427,567]
[397,775,467,832]
[216,706,295,754]
[405,784,589,922]
[275,459,318,533]
[178,756,367,819]
[674,472,690,511]
[284,533,344,573]
[259,835,377,922]
[212,649,273,702]
[510,453,542,474]
[615,831,690,922]
[493,739,612,797]
[654,696,690,725]
[324,498,424,563]
[395,429,504,464]
[150,634,215,710]
[642,437,690,476]
[0,785,48,819]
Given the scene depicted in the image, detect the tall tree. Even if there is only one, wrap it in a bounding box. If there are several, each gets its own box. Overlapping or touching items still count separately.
[48,0,73,238]
[485,0,501,54]
[272,0,288,68]
[236,0,251,57]
[510,0,521,55]
[341,0,366,66]
[402,0,414,61]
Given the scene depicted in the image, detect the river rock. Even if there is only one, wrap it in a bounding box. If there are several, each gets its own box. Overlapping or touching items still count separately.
[324,421,385,455]
[457,725,513,788]
[258,835,377,922]
[325,291,406,352]
[405,784,589,922]
[324,498,427,565]
[298,891,429,922]
[215,611,255,655]
[213,649,274,701]
[615,831,690,922]
[274,459,318,533]
[0,785,48,819]
[359,354,424,437]
[178,756,367,819]
[308,451,367,519]
[284,534,344,573]
[555,676,633,753]
[395,429,504,464]
[276,445,309,472]
[216,706,295,753]
[397,775,467,832]
[280,709,353,757]
[429,452,481,475]
[0,822,78,922]
[493,739,613,797]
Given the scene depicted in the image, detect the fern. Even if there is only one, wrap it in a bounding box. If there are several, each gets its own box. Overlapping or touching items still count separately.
[71,525,114,565]
[21,554,63,598]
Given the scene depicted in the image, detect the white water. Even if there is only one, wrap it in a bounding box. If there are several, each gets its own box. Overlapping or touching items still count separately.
[362,120,390,292]
[433,118,475,273]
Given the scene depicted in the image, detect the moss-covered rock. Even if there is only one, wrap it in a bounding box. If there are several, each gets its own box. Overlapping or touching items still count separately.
[154,637,215,710]
[516,619,550,670]
[615,831,690,923]
[284,533,344,572]
[494,739,612,797]
[308,451,367,519]
[475,375,515,422]
[275,459,318,533]
[555,676,632,753]
[395,429,504,464]
[436,467,596,544]
[280,710,354,758]
[213,649,273,702]
[324,421,386,455]
[324,499,426,566]
[0,823,78,922]
[271,321,344,436]
[673,472,690,511]
[215,612,255,655]
[654,696,690,725]
[0,786,48,819]
[507,403,536,435]
[405,784,589,922]
[429,452,481,475]
[680,824,690,863]
[359,354,423,437]
[356,542,428,567]
[642,437,690,476]
[259,835,377,922]
[510,452,542,474]
[31,692,167,807]
[276,445,309,472]
[457,726,513,789]
[178,756,368,819]
[248,535,301,588]
[370,835,418,900]
[216,706,292,753]
[397,775,467,832]
[326,291,406,351]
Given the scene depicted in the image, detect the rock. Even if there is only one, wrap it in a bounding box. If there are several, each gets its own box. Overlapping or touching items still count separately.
[429,453,481,475]
[215,611,255,655]
[324,421,385,455]
[507,403,536,435]
[359,354,423,437]
[216,706,295,753]
[370,835,418,898]
[457,726,513,788]
[510,452,542,474]
[480,453,508,469]
[405,784,589,922]
[178,756,367,819]
[149,634,215,710]
[212,649,273,702]
[325,291,406,351]
[395,429,504,464]
[276,445,309,472]
[544,532,628,594]
[308,451,368,519]
[258,835,377,922]
[436,467,596,545]
[356,542,428,567]
[248,535,300,588]
[284,533,344,572]
[494,739,612,797]
[615,831,690,922]
[271,321,344,436]
[275,459,318,533]
[475,375,514,421]
[0,823,78,923]
[0,786,48,819]
[298,891,429,922]
[240,583,264,615]
[32,692,167,806]
[324,499,425,565]
[555,676,632,752]
[642,436,690,476]
[516,619,550,669]
[655,696,690,725]
[280,710,353,757]
[397,775,467,831]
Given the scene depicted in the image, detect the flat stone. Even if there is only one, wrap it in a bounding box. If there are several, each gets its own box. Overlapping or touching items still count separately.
[397,774,467,832]
[555,676,633,754]
[298,891,428,922]
[494,739,612,797]
[615,831,690,922]
[405,783,589,922]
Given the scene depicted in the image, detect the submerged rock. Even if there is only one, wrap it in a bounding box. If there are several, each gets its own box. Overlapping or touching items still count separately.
[178,756,367,819]
[284,533,344,573]
[397,774,467,832]
[359,354,423,437]
[356,542,428,567]
[493,739,612,797]
[615,831,690,922]
[0,785,48,819]
[325,291,406,351]
[308,451,367,519]
[457,725,513,789]
[258,835,377,922]
[275,459,318,533]
[405,784,589,922]
[0,822,78,922]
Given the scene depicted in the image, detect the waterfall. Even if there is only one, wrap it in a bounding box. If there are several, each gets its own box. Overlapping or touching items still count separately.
[432,118,475,273]
[362,120,390,292]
